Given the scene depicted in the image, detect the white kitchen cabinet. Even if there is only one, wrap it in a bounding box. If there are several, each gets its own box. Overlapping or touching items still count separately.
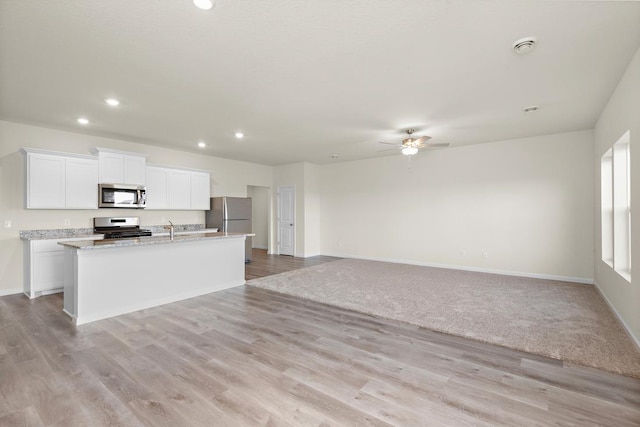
[65,157,99,209]
[93,147,147,185]
[169,169,191,209]
[124,155,146,185]
[23,149,98,209]
[26,152,66,208]
[24,236,102,298]
[190,171,211,210]
[146,166,170,209]
[146,165,210,210]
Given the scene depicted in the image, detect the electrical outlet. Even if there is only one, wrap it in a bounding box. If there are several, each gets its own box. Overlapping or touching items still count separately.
[64,219,71,226]
[460,250,466,257]
[4,220,11,228]
[482,251,489,259]
[337,241,342,247]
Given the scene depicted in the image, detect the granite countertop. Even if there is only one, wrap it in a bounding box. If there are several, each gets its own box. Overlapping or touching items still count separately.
[20,224,208,241]
[59,232,255,250]
[19,228,101,240]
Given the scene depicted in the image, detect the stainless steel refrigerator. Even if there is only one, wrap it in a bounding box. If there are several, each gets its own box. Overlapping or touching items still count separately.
[206,197,252,262]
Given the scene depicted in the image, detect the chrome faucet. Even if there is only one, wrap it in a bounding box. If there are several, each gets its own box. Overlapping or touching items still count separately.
[166,220,175,240]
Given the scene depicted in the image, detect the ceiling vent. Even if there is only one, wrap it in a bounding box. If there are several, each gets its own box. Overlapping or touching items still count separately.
[512,37,537,54]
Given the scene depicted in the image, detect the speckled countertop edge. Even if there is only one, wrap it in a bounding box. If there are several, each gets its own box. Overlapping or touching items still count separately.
[19,228,99,240]
[59,232,255,250]
[20,224,207,240]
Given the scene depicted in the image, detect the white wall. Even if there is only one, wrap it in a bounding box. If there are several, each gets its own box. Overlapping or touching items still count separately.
[319,130,594,282]
[273,162,322,257]
[303,163,321,257]
[594,46,640,344]
[0,120,272,295]
[247,185,270,249]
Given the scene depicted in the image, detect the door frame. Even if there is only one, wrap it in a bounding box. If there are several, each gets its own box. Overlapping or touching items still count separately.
[277,185,295,256]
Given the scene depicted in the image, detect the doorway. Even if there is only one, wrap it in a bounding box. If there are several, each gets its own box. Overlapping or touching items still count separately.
[247,185,271,252]
[277,185,295,256]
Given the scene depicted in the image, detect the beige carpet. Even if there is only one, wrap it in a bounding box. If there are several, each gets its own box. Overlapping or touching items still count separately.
[247,258,640,378]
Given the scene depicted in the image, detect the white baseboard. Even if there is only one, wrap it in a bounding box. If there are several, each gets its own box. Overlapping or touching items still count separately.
[321,253,594,285]
[252,245,268,250]
[593,281,640,351]
[0,288,23,297]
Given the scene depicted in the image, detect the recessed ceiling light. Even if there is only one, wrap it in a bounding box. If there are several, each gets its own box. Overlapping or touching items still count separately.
[198,141,206,148]
[512,36,537,54]
[523,105,539,113]
[77,117,89,125]
[235,132,244,139]
[331,154,339,159]
[193,0,214,10]
[105,98,120,107]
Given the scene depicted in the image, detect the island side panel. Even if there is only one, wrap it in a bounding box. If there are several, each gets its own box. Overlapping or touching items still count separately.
[62,246,78,318]
[73,237,246,325]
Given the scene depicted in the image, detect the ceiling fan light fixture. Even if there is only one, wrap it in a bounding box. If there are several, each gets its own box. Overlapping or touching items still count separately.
[401,146,419,156]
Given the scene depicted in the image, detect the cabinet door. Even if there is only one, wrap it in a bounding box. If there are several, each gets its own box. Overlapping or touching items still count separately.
[124,155,146,186]
[31,240,65,294]
[168,170,191,209]
[33,251,64,292]
[146,167,169,209]
[99,152,124,184]
[27,153,66,208]
[190,172,210,210]
[65,157,98,209]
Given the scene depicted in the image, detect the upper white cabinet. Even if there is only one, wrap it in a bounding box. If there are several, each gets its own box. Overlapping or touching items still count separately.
[23,149,98,209]
[145,165,210,210]
[93,147,146,185]
[65,157,99,208]
[146,166,170,209]
[169,169,191,209]
[190,171,211,210]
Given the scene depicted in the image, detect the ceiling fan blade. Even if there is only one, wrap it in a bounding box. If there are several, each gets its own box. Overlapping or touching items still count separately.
[378,141,400,146]
[424,142,450,148]
[377,147,400,152]
[413,135,432,144]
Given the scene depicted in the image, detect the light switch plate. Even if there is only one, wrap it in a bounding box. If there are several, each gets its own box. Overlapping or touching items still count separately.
[4,220,11,228]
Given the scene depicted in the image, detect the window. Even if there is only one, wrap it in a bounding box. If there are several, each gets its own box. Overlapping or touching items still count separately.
[601,130,631,282]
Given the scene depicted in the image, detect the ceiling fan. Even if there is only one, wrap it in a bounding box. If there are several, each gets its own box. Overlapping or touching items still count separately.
[379,129,449,155]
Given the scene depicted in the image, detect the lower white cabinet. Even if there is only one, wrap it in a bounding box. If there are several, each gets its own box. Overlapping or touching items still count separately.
[24,236,102,298]
[146,165,210,210]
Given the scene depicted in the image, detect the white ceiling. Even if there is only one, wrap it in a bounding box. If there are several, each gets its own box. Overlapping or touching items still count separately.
[1,1,639,165]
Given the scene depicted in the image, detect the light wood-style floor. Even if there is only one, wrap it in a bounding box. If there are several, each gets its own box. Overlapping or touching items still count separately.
[245,249,340,280]
[0,254,639,426]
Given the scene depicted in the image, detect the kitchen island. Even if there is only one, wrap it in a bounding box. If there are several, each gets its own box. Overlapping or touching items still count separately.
[60,232,253,325]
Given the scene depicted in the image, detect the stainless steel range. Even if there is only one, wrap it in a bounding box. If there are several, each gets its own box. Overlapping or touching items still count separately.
[94,217,152,239]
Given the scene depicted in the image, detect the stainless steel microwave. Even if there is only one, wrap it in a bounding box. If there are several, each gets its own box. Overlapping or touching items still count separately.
[98,184,147,209]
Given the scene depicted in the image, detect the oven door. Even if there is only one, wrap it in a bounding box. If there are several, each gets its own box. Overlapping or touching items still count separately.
[99,184,146,208]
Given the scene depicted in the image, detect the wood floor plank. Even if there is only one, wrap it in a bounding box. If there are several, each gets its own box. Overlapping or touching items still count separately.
[1,251,639,426]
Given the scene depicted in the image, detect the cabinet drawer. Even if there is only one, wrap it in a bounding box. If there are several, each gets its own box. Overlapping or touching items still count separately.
[32,239,64,253]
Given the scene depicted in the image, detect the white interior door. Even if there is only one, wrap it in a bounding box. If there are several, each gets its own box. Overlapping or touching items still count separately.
[277,186,295,256]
